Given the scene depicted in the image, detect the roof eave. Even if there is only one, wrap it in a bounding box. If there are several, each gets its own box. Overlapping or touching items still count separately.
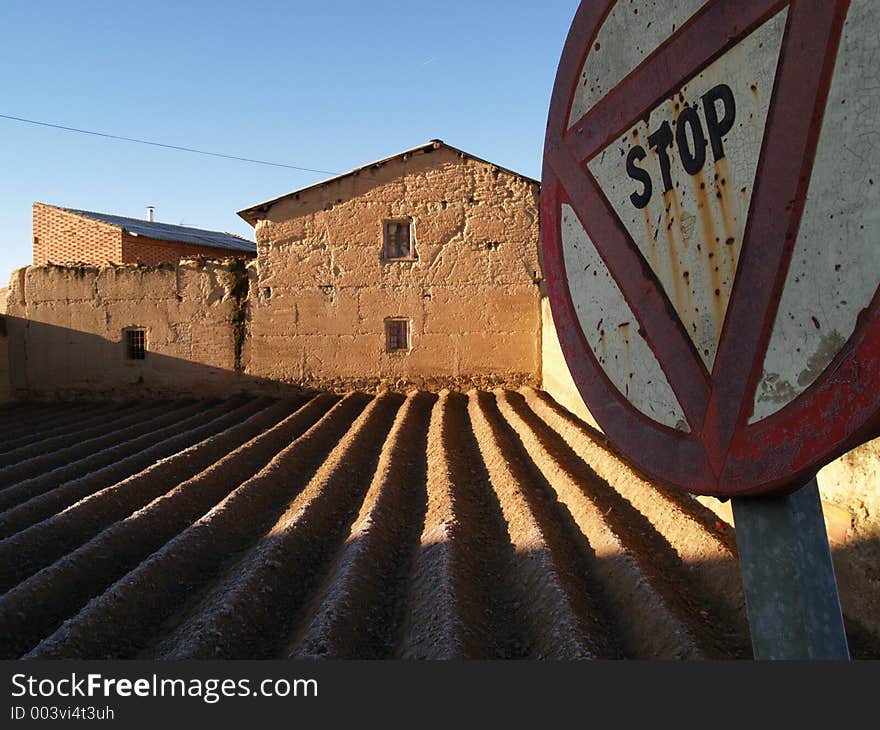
[235,139,540,225]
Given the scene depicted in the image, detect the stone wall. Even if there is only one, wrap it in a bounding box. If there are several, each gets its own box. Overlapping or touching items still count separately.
[4,261,250,399]
[245,145,543,391]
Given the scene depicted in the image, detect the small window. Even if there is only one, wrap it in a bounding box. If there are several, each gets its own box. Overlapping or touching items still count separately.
[383,220,414,260]
[385,318,410,353]
[125,328,147,360]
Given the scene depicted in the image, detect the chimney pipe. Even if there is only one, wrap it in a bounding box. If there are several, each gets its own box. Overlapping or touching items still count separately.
[146,206,154,222]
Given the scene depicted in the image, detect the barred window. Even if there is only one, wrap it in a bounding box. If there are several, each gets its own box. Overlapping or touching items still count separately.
[383,220,414,260]
[385,319,410,353]
[125,328,146,360]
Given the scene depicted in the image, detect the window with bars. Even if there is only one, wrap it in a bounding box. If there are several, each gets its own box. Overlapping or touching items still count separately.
[385,318,410,353]
[383,220,414,260]
[124,328,147,360]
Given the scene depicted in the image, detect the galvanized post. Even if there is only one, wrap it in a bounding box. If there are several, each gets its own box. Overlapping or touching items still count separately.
[731,477,849,660]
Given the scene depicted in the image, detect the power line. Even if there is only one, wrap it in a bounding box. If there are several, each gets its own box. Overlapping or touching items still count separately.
[0,112,339,175]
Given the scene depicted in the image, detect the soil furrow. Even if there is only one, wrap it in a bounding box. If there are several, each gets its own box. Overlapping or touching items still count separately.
[521,387,750,641]
[0,394,339,659]
[397,392,529,660]
[0,398,247,531]
[495,389,727,659]
[0,397,241,518]
[467,391,619,660]
[22,393,370,659]
[3,400,106,430]
[525,390,740,534]
[0,403,110,441]
[0,397,294,590]
[154,393,403,659]
[2,387,855,661]
[289,391,436,659]
[0,399,202,491]
[0,403,147,465]
[0,401,47,420]
[0,402,140,455]
[394,393,462,659]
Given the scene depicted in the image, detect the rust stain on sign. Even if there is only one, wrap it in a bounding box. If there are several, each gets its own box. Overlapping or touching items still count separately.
[587,9,788,371]
[751,0,880,423]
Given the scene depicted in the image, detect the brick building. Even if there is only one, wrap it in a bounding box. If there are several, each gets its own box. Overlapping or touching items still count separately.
[33,203,256,266]
[237,140,543,390]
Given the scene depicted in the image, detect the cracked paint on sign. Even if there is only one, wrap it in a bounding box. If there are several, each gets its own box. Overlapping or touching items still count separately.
[568,0,711,128]
[589,9,787,371]
[560,204,689,431]
[751,0,880,423]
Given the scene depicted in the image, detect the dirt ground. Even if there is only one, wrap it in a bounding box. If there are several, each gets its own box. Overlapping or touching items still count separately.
[0,389,876,659]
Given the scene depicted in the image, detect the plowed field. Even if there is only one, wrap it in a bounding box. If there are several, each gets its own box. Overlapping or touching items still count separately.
[0,390,873,659]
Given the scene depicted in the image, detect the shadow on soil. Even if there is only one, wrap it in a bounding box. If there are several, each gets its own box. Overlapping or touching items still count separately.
[0,316,877,660]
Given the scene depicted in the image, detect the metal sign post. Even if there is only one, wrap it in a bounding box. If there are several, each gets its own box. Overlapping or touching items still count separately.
[541,0,879,659]
[732,479,849,659]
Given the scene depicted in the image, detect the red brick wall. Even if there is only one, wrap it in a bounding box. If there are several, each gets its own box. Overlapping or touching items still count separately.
[33,203,122,265]
[33,203,256,266]
[121,234,255,265]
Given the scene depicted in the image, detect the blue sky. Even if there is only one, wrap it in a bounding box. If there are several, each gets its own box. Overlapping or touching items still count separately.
[0,1,578,283]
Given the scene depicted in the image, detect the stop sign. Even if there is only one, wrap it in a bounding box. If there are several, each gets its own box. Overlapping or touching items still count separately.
[542,0,880,496]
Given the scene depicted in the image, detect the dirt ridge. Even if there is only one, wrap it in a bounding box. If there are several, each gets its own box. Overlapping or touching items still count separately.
[0,392,872,660]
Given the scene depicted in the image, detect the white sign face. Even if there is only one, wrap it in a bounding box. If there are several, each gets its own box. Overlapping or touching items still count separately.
[750,0,880,422]
[561,204,689,430]
[569,0,712,126]
[585,10,787,371]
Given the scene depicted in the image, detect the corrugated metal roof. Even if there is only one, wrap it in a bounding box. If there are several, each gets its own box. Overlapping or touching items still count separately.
[63,207,256,254]
[237,139,541,224]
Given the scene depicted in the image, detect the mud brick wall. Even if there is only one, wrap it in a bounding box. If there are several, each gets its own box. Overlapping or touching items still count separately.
[540,297,602,431]
[0,311,10,403]
[245,146,543,391]
[4,261,247,398]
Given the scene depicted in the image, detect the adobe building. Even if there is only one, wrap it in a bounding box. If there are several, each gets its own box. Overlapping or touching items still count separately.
[237,140,543,391]
[8,142,608,419]
[33,203,256,266]
[3,141,544,398]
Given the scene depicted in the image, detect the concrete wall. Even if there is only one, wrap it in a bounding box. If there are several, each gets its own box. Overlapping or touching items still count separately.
[245,146,542,392]
[5,261,250,399]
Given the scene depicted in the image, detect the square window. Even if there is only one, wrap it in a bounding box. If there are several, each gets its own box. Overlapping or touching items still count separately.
[385,319,410,353]
[383,220,414,260]
[125,328,146,360]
